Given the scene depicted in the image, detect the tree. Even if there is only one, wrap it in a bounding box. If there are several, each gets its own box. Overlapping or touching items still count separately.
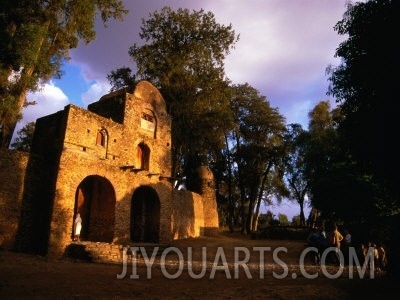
[227,83,287,233]
[303,101,389,225]
[326,0,400,205]
[278,213,289,226]
[107,67,136,92]
[0,0,128,148]
[283,123,309,226]
[292,215,301,226]
[125,7,239,184]
[10,121,35,152]
[303,101,345,218]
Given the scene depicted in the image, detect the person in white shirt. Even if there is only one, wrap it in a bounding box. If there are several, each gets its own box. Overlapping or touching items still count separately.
[74,213,82,242]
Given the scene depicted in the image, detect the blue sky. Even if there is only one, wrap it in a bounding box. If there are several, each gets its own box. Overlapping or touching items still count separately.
[52,64,90,102]
[15,0,352,220]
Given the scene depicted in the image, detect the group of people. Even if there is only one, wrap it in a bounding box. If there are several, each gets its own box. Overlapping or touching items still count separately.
[306,224,351,266]
[360,241,388,273]
[306,224,389,273]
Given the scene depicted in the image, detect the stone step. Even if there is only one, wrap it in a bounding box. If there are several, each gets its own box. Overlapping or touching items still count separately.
[64,241,171,264]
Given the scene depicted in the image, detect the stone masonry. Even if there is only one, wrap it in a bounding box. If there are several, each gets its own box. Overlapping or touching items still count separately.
[0,80,219,259]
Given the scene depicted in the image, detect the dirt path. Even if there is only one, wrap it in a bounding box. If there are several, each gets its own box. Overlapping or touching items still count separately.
[0,234,398,299]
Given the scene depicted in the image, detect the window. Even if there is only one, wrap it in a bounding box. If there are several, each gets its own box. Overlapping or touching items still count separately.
[136,143,150,171]
[96,128,107,147]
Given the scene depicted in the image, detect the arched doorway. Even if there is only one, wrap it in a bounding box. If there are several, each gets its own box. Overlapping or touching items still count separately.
[131,186,160,243]
[74,175,116,242]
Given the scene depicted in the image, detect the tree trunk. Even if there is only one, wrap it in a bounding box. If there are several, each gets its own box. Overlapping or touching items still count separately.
[2,75,31,148]
[224,133,234,232]
[0,121,17,149]
[299,200,305,226]
[252,196,262,231]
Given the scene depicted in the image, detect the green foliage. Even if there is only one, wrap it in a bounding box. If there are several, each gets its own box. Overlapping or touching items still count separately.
[278,213,289,226]
[326,0,400,205]
[223,83,287,233]
[305,99,398,225]
[259,211,277,226]
[10,121,35,152]
[130,7,238,87]
[283,100,347,226]
[126,6,239,183]
[0,0,128,148]
[283,123,309,225]
[291,215,301,226]
[107,67,136,92]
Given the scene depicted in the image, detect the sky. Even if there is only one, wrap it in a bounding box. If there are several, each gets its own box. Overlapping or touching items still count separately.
[15,0,351,220]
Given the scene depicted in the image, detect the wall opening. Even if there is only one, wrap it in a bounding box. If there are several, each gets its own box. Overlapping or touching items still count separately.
[74,175,116,242]
[135,143,150,171]
[96,128,108,147]
[130,186,160,243]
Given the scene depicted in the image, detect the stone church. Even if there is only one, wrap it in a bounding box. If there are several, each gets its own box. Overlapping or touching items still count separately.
[0,80,219,259]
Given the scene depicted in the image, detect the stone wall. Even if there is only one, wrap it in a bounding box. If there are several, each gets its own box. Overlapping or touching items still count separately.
[0,81,220,259]
[200,177,219,236]
[40,81,175,258]
[193,166,220,236]
[171,189,204,239]
[13,109,68,255]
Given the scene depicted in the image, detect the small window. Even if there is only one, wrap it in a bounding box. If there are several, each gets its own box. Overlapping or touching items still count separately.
[96,129,107,147]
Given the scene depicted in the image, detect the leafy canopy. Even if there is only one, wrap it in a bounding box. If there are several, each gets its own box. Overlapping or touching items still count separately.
[326,0,400,202]
[0,0,128,148]
[10,121,35,152]
[127,7,239,180]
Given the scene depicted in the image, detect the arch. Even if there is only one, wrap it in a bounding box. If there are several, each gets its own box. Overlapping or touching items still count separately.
[130,186,160,243]
[135,143,150,171]
[96,128,108,147]
[74,175,116,242]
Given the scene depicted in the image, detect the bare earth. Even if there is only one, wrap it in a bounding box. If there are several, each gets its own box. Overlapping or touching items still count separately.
[0,233,398,299]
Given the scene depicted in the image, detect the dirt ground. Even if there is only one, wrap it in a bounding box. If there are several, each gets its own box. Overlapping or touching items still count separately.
[0,232,399,299]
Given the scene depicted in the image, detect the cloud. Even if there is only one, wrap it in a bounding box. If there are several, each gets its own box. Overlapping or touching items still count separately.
[23,82,69,121]
[199,0,347,126]
[65,0,348,128]
[81,81,111,106]
[12,82,69,140]
[19,0,349,131]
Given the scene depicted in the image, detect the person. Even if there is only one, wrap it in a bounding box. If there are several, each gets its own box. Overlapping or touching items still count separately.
[319,225,327,240]
[74,213,82,242]
[359,243,368,267]
[318,225,329,254]
[306,227,322,265]
[329,225,344,266]
[344,229,351,245]
[342,229,352,264]
[376,243,387,272]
